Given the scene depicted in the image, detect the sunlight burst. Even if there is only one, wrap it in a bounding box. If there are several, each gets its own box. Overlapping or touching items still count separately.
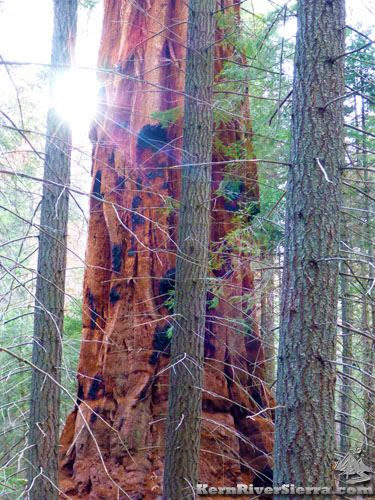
[52,69,99,128]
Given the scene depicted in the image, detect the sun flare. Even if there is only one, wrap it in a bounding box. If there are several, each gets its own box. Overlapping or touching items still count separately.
[52,69,99,128]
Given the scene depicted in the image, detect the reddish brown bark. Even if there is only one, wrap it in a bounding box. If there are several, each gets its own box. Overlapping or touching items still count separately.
[59,2,273,499]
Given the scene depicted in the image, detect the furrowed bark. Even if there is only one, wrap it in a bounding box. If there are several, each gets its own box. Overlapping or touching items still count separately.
[162,0,215,498]
[339,248,352,457]
[261,253,276,389]
[27,1,77,498]
[274,0,345,497]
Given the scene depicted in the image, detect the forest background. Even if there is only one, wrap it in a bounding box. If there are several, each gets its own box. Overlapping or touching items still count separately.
[1,0,375,498]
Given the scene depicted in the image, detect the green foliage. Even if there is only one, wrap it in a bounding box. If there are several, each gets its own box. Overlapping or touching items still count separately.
[157,196,179,217]
[0,64,50,497]
[150,107,183,128]
[345,27,375,99]
[251,183,285,252]
[218,179,244,201]
[64,300,83,339]
[79,0,101,9]
[166,325,173,339]
[212,4,291,256]
[163,288,175,312]
[61,300,83,419]
[207,295,219,310]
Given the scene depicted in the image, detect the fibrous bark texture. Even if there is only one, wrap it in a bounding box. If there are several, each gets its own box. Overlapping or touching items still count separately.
[339,227,352,457]
[274,0,345,497]
[59,2,273,499]
[27,1,77,499]
[162,0,215,498]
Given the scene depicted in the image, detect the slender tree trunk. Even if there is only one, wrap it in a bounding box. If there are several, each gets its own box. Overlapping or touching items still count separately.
[360,139,370,425]
[261,253,275,389]
[368,281,375,469]
[274,0,345,496]
[340,242,352,455]
[360,102,375,468]
[26,1,77,499]
[161,1,215,498]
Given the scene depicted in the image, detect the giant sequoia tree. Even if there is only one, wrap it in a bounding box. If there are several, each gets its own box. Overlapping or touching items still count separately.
[59,1,273,498]
[274,0,345,494]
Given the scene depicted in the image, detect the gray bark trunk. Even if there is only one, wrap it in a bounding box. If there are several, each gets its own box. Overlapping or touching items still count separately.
[162,0,215,498]
[274,0,345,496]
[261,253,275,389]
[26,1,77,498]
[339,247,352,455]
[361,104,375,468]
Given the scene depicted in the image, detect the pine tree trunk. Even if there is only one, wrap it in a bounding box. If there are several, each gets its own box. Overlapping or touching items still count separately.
[361,104,375,468]
[274,0,345,495]
[162,0,215,498]
[27,1,77,498]
[340,245,352,455]
[59,2,273,498]
[368,288,375,469]
[261,253,275,389]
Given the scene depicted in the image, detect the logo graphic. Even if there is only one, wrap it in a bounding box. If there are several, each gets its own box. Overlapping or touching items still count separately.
[335,448,373,485]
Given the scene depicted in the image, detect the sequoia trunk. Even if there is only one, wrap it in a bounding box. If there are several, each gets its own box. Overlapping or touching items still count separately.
[59,2,273,499]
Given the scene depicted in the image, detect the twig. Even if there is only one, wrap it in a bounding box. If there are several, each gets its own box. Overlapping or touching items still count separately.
[175,414,184,431]
[328,40,374,63]
[321,90,357,110]
[346,25,373,42]
[268,89,292,126]
[266,192,286,218]
[345,123,375,140]
[315,158,333,183]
